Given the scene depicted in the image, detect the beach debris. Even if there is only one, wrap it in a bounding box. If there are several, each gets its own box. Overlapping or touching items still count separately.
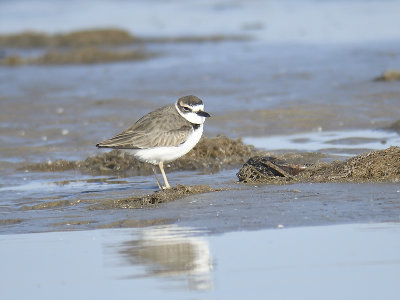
[0,28,250,66]
[384,119,400,133]
[238,146,400,184]
[300,146,400,182]
[237,156,306,183]
[90,184,221,210]
[374,70,400,81]
[23,135,258,175]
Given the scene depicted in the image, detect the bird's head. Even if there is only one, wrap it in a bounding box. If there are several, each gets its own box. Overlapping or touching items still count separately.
[176,95,210,124]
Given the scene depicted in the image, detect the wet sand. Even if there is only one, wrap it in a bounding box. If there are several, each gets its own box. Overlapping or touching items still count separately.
[0,29,248,66]
[238,146,400,184]
[2,167,399,234]
[1,26,400,235]
[22,135,257,175]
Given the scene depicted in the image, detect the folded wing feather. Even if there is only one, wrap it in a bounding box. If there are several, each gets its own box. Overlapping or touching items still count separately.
[96,105,193,149]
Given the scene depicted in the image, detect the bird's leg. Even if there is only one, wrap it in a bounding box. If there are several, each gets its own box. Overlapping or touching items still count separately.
[159,161,171,189]
[151,165,163,191]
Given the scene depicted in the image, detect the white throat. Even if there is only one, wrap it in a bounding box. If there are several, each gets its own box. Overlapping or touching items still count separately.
[175,103,206,124]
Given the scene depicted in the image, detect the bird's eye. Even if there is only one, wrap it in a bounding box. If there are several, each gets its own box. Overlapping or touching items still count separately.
[183,107,190,111]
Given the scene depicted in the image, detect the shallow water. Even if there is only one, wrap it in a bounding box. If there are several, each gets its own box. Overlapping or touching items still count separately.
[2,0,400,44]
[1,222,399,299]
[1,2,400,296]
[1,41,399,163]
[2,40,400,233]
[244,129,400,156]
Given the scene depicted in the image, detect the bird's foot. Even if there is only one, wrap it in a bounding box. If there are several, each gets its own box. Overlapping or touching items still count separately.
[161,185,171,191]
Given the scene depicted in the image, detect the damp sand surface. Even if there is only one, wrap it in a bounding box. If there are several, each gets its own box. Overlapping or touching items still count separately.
[1,166,400,234]
[1,131,398,234]
[1,40,400,235]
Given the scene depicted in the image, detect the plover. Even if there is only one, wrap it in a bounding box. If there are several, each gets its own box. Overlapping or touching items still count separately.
[96,95,210,190]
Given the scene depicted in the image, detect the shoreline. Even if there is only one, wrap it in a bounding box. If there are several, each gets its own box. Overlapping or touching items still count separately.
[1,145,399,235]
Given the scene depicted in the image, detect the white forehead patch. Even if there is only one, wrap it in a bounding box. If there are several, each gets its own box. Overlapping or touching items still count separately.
[191,104,204,112]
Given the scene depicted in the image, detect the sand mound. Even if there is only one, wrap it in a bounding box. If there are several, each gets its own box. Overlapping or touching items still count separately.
[385,119,400,133]
[237,156,305,184]
[374,70,400,81]
[238,146,400,184]
[23,135,258,175]
[90,184,220,209]
[301,146,400,182]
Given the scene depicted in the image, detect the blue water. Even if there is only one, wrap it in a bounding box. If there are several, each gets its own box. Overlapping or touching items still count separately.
[1,223,399,300]
[1,0,400,44]
[244,129,400,155]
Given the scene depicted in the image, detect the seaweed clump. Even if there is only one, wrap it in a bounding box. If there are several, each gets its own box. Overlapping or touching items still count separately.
[237,146,400,184]
[84,135,257,175]
[17,184,223,211]
[23,135,259,175]
[384,119,400,134]
[0,28,156,65]
[299,146,400,183]
[237,156,306,184]
[29,47,154,65]
[176,135,257,172]
[2,47,156,66]
[90,184,220,209]
[0,29,137,48]
[0,28,251,65]
[374,70,400,82]
[0,29,250,48]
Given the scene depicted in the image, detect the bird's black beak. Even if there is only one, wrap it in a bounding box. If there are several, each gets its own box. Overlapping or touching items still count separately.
[196,111,211,117]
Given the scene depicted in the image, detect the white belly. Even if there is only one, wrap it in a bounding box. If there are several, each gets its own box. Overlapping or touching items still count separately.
[126,125,203,165]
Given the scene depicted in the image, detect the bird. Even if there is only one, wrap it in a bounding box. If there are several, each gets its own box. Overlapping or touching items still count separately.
[96,95,210,190]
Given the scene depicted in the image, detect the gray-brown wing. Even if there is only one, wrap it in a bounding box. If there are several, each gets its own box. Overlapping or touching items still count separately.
[96,105,193,149]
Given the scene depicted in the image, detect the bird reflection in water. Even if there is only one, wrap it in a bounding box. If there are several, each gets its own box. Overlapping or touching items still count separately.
[119,225,213,291]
